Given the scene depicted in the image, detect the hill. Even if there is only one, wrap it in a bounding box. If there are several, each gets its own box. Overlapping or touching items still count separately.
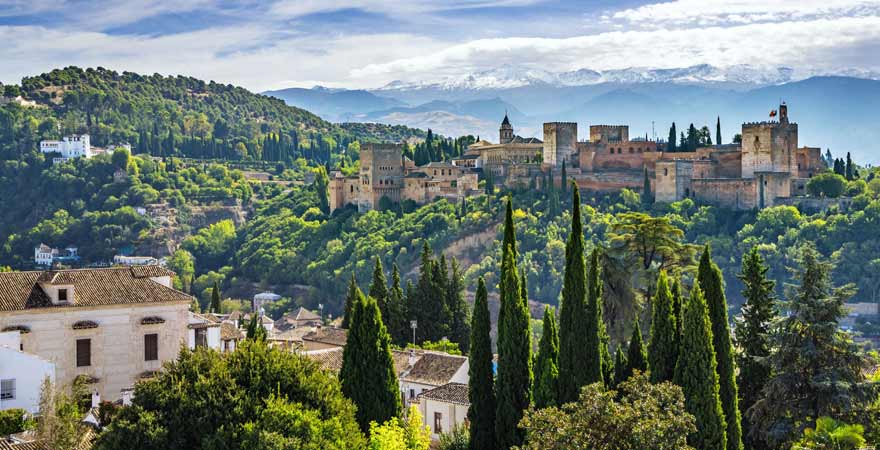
[262,86,405,122]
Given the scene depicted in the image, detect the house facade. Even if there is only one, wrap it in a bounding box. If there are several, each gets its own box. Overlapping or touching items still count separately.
[39,135,92,164]
[0,266,194,404]
[417,382,469,440]
[0,332,54,414]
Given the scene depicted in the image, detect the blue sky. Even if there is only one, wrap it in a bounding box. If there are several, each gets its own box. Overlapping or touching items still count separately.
[1,0,879,91]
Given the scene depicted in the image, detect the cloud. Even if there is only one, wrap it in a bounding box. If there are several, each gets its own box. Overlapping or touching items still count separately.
[352,16,880,83]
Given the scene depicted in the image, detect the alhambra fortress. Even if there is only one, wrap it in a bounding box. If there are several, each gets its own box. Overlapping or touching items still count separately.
[329,103,828,211]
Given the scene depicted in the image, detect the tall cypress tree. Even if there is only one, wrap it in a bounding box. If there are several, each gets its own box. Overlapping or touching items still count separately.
[648,271,677,382]
[534,306,559,408]
[668,122,677,152]
[845,152,854,180]
[588,248,612,388]
[557,184,595,404]
[735,247,776,449]
[612,346,628,388]
[447,258,471,353]
[716,116,722,146]
[625,319,648,376]
[340,293,402,432]
[641,167,652,205]
[675,283,728,450]
[495,242,532,449]
[671,278,684,351]
[698,246,743,450]
[412,242,443,342]
[431,254,452,340]
[210,281,221,313]
[369,257,389,321]
[468,278,496,450]
[341,274,359,329]
[560,160,567,199]
[387,263,408,346]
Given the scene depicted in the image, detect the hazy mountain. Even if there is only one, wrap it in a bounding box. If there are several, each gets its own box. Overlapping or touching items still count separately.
[262,86,405,122]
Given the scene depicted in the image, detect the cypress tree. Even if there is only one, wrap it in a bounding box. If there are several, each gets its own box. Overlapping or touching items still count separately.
[698,246,743,450]
[387,264,408,346]
[468,278,496,450]
[557,184,595,404]
[210,281,221,313]
[340,293,402,432]
[648,271,677,382]
[845,152,855,180]
[716,116,722,146]
[668,122,677,152]
[589,248,612,388]
[560,160,567,199]
[641,166,653,205]
[675,283,727,450]
[612,346,628,388]
[626,319,648,375]
[671,278,683,347]
[533,306,559,408]
[495,243,532,449]
[369,257,389,321]
[431,254,452,340]
[735,247,776,449]
[342,274,359,329]
[447,258,471,353]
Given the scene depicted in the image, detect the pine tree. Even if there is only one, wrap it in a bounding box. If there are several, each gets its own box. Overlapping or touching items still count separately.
[340,293,402,432]
[432,254,452,340]
[468,278,496,450]
[369,257,389,321]
[557,184,596,404]
[648,271,677,382]
[734,247,776,449]
[411,242,444,342]
[845,152,855,180]
[668,122,677,152]
[386,264,408,346]
[716,116,722,146]
[675,283,727,450]
[341,274,359,329]
[495,235,532,448]
[447,258,471,353]
[749,245,874,449]
[698,246,743,450]
[612,346,628,388]
[589,248,612,388]
[210,281,221,313]
[533,306,559,408]
[625,319,648,376]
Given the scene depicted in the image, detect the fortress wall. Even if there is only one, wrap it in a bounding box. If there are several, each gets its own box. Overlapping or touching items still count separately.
[571,170,643,192]
[656,160,693,203]
[691,178,757,210]
[543,122,577,168]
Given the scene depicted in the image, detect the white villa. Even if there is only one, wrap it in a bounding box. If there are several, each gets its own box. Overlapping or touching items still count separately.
[0,266,199,407]
[0,331,54,414]
[417,382,469,439]
[40,134,92,164]
[34,244,79,266]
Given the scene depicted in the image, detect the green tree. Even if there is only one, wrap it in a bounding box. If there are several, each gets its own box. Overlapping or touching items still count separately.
[671,278,683,358]
[246,312,266,341]
[807,172,846,197]
[845,152,855,181]
[342,274,359,329]
[792,417,866,450]
[341,293,402,432]
[111,147,130,169]
[468,277,496,450]
[94,341,365,450]
[495,219,532,449]
[558,184,598,403]
[641,167,653,205]
[625,319,648,376]
[518,372,696,450]
[734,247,776,449]
[674,284,727,450]
[0,409,28,436]
[590,248,613,388]
[716,116,722,146]
[447,258,471,353]
[612,346,628,388]
[697,246,742,450]
[210,281,220,313]
[368,406,431,450]
[749,245,875,449]
[649,271,678,382]
[668,122,677,152]
[534,306,559,408]
[369,257,389,322]
[387,264,408,346]
[36,378,88,450]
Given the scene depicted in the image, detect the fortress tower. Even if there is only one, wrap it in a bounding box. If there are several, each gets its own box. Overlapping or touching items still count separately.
[543,122,578,168]
[741,102,798,178]
[499,114,514,144]
[359,143,405,211]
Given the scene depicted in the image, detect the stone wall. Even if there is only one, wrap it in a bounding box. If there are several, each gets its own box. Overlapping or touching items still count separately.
[655,160,693,203]
[542,122,577,168]
[590,125,629,142]
[741,122,797,178]
[691,178,758,209]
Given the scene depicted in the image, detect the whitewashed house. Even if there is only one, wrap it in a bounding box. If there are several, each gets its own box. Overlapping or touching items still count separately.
[113,255,159,266]
[0,331,54,413]
[34,244,78,266]
[40,134,92,164]
[0,266,193,404]
[417,383,469,440]
[252,292,281,314]
[398,350,469,408]
[187,313,222,351]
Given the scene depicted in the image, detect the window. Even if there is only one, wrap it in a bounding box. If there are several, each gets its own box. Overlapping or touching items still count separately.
[409,389,415,400]
[195,329,208,348]
[434,412,443,433]
[58,288,68,302]
[0,379,14,400]
[144,334,158,361]
[76,339,91,367]
[664,168,668,176]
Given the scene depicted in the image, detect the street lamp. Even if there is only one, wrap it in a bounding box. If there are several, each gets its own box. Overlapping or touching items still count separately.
[318,303,324,323]
[410,320,418,346]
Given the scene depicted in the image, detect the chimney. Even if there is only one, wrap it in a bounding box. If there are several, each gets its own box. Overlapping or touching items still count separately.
[408,349,417,367]
[91,391,101,409]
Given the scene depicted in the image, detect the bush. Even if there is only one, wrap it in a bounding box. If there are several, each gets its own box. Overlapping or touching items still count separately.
[807,172,847,198]
[0,408,27,435]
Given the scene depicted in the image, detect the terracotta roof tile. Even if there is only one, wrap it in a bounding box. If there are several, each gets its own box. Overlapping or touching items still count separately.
[417,382,469,405]
[402,352,467,385]
[302,327,347,346]
[0,267,192,312]
[221,322,243,341]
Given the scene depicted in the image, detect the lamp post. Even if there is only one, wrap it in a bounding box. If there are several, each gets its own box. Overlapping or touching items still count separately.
[318,303,324,324]
[410,320,418,346]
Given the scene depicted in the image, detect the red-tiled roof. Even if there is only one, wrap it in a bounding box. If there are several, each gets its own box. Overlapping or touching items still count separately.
[418,382,469,405]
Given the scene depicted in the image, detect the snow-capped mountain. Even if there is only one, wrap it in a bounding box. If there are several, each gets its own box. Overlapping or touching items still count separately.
[377,64,880,91]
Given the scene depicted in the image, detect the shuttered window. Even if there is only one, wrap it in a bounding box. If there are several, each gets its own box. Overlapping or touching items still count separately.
[144,334,158,361]
[76,339,91,367]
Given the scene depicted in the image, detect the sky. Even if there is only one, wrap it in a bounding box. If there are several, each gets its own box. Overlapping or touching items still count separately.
[1,0,880,91]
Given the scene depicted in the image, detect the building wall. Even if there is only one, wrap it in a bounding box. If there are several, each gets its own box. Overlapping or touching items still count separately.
[590,125,629,143]
[655,160,694,203]
[0,301,190,402]
[360,144,405,211]
[419,398,468,440]
[578,141,660,172]
[691,178,758,210]
[542,122,577,168]
[796,146,826,178]
[741,122,797,178]
[0,333,55,414]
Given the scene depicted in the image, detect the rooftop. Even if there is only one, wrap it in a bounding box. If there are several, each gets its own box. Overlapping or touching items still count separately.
[302,327,348,346]
[417,382,469,405]
[402,351,467,385]
[0,266,189,312]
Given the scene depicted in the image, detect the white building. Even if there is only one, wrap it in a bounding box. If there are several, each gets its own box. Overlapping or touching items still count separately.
[252,292,281,315]
[40,135,92,163]
[0,266,194,404]
[34,244,78,267]
[398,350,469,408]
[187,313,222,351]
[417,383,469,440]
[0,332,55,414]
[113,255,159,266]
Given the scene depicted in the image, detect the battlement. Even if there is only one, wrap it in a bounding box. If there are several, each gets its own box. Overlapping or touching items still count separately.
[589,125,628,143]
[742,121,798,129]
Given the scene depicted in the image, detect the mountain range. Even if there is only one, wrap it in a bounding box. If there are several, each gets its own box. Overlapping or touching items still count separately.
[265,65,880,164]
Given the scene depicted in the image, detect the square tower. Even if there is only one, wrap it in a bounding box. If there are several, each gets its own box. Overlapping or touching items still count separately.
[360,143,405,211]
[741,104,798,178]
[542,122,577,168]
